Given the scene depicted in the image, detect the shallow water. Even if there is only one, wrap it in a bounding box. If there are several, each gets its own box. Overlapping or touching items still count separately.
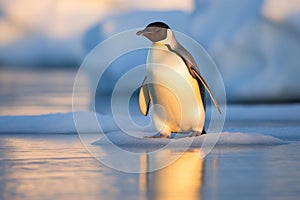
[0,69,89,115]
[0,133,299,200]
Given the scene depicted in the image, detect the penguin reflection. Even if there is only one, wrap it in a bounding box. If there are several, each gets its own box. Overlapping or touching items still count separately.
[139,149,205,200]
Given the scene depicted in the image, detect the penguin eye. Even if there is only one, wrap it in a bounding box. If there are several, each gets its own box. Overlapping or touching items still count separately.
[155,28,161,32]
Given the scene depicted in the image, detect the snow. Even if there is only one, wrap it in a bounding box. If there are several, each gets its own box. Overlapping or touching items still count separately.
[0,104,299,149]
[0,112,116,134]
[93,131,286,149]
[224,104,300,122]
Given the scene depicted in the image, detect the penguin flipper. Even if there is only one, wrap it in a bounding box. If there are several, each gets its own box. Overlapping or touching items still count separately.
[139,76,151,116]
[164,43,221,114]
[191,68,222,114]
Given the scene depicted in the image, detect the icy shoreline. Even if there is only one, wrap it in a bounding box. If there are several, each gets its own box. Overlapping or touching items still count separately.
[0,104,299,134]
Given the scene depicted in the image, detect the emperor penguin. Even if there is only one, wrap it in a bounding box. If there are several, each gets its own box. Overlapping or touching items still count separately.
[136,22,221,138]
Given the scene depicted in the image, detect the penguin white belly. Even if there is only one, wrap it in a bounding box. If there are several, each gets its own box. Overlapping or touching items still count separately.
[146,44,205,135]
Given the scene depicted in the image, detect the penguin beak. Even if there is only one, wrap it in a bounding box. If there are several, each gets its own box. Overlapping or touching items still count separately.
[136,29,151,36]
[136,31,143,35]
[136,30,145,36]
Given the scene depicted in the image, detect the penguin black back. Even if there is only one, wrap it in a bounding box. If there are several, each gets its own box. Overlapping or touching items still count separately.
[146,22,170,29]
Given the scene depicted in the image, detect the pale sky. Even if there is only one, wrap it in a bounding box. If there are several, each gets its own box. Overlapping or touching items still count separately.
[262,0,300,22]
[0,0,299,45]
[0,0,193,44]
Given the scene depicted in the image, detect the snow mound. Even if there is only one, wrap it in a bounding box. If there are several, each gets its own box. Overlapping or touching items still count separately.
[93,131,287,149]
[0,112,118,134]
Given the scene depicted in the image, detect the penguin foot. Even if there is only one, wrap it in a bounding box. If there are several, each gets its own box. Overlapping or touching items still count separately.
[191,129,206,137]
[191,131,201,137]
[145,133,169,138]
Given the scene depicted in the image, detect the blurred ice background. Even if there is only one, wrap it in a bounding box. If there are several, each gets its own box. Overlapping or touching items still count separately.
[0,0,300,115]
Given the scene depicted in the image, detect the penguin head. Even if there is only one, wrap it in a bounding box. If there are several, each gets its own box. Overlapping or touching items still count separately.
[136,22,172,43]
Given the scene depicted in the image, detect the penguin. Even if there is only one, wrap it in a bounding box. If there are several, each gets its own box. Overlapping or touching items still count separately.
[136,22,221,138]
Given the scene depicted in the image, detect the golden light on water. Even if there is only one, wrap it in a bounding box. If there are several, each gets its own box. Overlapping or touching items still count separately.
[139,149,205,200]
[0,135,214,199]
[0,136,118,200]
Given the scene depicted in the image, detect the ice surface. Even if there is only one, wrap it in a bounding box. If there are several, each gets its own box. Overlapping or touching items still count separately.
[1,134,299,200]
